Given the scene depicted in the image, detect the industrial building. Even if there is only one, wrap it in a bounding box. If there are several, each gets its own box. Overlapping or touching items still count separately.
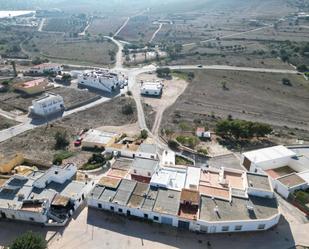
[29,92,65,116]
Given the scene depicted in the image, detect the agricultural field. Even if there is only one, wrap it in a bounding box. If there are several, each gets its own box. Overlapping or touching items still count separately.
[43,14,88,34]
[0,96,137,162]
[24,33,118,66]
[0,86,99,114]
[161,70,309,142]
[88,16,128,36]
[117,15,158,44]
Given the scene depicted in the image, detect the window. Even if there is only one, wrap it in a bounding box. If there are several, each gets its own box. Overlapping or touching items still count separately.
[258,224,265,230]
[134,169,137,174]
[118,208,123,213]
[147,172,151,176]
[11,215,15,219]
[144,213,148,219]
[234,225,242,231]
[151,155,155,159]
[221,226,229,232]
[153,216,159,221]
[29,217,35,221]
[110,206,114,211]
[98,203,102,209]
[127,210,131,216]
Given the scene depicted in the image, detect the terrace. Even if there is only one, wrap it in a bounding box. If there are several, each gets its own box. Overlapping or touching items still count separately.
[265,166,297,179]
[277,173,306,188]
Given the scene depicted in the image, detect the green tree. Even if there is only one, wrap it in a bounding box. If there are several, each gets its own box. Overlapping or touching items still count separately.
[140,129,148,139]
[10,231,47,249]
[156,67,171,78]
[122,103,134,115]
[54,131,70,150]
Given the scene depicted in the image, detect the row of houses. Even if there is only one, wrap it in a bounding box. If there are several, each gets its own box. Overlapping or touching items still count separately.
[87,158,280,233]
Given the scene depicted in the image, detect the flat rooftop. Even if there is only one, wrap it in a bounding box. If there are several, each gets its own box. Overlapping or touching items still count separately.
[127,182,149,209]
[141,188,158,211]
[89,185,105,200]
[277,173,306,188]
[247,173,272,191]
[132,158,159,172]
[153,189,181,216]
[199,195,278,222]
[243,145,296,164]
[150,167,186,191]
[99,188,117,202]
[98,176,121,189]
[208,154,243,170]
[138,144,157,154]
[113,179,136,206]
[106,168,129,179]
[112,158,133,170]
[265,166,296,179]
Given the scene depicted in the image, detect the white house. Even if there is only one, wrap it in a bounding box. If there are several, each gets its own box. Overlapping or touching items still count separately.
[241,145,296,172]
[0,164,94,225]
[29,93,65,116]
[161,150,175,167]
[141,81,163,96]
[78,70,125,93]
[196,127,211,139]
[241,145,309,199]
[30,63,63,74]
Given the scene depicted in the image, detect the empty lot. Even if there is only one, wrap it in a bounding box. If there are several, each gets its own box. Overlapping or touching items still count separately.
[161,70,309,139]
[0,97,137,162]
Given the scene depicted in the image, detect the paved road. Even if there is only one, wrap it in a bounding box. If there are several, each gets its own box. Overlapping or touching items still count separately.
[45,207,308,249]
[169,65,298,74]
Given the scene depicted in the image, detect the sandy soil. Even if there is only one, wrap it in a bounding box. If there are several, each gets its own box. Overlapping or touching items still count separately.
[137,73,188,135]
[161,69,309,142]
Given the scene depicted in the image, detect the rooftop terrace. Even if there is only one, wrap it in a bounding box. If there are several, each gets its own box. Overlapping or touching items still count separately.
[247,173,272,191]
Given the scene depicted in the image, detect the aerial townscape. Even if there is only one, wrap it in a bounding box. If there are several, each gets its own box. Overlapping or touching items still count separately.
[0,0,308,249]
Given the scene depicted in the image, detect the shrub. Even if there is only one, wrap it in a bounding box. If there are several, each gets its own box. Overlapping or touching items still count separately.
[156,67,171,78]
[140,129,148,139]
[297,64,308,72]
[121,103,134,115]
[176,135,199,148]
[282,78,292,86]
[53,151,74,165]
[54,131,70,150]
[10,231,47,249]
[168,140,179,150]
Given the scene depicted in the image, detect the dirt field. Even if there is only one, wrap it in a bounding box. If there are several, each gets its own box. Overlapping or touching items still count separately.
[0,86,99,113]
[88,16,128,36]
[0,97,137,162]
[137,73,188,135]
[0,116,19,131]
[25,33,117,66]
[161,69,309,141]
[117,15,157,43]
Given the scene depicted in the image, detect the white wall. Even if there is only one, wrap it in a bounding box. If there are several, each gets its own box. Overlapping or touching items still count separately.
[196,213,280,233]
[0,208,48,224]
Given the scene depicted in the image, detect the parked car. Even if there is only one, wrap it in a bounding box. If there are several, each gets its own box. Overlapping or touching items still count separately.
[197,65,203,68]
